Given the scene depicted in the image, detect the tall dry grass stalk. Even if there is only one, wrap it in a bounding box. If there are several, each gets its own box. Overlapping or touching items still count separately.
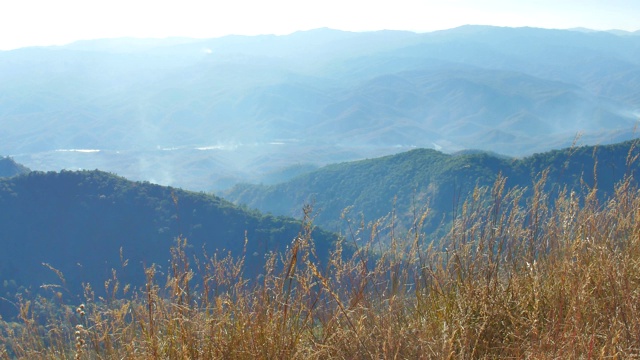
[2,166,640,358]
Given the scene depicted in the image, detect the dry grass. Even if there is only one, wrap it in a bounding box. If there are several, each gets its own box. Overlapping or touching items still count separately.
[3,168,640,359]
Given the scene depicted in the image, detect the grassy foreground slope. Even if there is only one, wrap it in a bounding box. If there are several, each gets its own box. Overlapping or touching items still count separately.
[2,155,640,358]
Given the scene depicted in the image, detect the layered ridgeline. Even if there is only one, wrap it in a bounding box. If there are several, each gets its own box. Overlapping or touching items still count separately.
[0,170,336,317]
[1,26,639,190]
[222,139,640,232]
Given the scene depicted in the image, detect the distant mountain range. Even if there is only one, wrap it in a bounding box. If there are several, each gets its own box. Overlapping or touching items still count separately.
[569,28,640,36]
[1,26,639,190]
[222,139,640,232]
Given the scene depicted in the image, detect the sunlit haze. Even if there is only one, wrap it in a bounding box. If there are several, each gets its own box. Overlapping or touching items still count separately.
[1,0,639,50]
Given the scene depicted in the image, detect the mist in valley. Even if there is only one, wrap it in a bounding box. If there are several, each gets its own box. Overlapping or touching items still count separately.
[1,26,639,191]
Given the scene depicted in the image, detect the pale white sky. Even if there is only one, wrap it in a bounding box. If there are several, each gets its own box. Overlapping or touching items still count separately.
[1,0,639,50]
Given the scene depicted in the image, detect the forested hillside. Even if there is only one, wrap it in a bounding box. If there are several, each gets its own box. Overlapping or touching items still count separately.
[222,139,640,231]
[0,170,336,317]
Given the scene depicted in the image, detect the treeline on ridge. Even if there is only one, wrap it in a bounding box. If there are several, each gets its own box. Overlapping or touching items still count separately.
[222,139,640,232]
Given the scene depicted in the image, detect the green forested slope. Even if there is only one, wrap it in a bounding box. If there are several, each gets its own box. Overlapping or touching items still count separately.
[222,140,640,231]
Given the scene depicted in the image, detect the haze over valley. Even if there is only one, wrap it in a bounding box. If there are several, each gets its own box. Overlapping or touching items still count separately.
[2,26,639,190]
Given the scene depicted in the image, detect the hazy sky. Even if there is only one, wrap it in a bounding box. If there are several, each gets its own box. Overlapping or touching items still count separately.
[1,0,639,50]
